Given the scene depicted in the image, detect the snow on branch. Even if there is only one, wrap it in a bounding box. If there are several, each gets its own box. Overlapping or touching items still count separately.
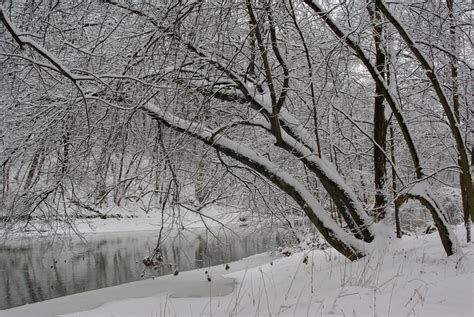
[0,5,90,82]
[206,112,375,242]
[102,0,321,159]
[143,102,368,259]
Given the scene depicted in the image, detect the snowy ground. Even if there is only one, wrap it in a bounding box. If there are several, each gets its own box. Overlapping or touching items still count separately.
[1,226,472,316]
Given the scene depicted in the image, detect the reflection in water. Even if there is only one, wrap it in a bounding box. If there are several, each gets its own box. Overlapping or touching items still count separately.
[0,228,277,310]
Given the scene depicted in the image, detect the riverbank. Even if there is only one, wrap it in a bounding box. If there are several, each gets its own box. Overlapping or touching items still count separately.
[0,203,243,239]
[2,226,472,316]
[72,203,240,234]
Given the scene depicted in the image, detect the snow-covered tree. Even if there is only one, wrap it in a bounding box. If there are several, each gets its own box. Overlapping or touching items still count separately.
[1,0,470,259]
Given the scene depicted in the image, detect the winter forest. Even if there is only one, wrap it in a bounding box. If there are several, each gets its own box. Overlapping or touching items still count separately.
[0,0,473,316]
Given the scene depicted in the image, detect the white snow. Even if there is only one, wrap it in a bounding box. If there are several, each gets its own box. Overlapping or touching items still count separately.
[1,227,472,317]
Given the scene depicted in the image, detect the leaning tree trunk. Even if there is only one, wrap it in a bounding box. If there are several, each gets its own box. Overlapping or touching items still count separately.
[145,103,369,261]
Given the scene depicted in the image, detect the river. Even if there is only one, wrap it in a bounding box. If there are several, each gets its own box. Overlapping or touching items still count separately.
[0,227,280,310]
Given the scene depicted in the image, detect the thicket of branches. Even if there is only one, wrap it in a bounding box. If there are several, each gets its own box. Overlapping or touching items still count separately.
[0,0,472,259]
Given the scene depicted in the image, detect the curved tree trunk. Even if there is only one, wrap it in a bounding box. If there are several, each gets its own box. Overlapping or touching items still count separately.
[396,184,459,254]
[144,103,368,260]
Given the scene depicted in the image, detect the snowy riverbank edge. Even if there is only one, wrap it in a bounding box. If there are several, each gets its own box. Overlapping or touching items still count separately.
[0,204,242,239]
[1,226,472,317]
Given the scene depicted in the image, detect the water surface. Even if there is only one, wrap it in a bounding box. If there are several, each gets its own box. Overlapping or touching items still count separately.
[0,227,278,309]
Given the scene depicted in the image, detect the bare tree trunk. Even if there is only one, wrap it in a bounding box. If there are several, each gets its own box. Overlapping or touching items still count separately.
[367,2,388,221]
[447,0,471,242]
[390,126,401,238]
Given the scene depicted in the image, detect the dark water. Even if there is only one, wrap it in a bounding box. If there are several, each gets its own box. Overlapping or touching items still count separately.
[0,227,278,310]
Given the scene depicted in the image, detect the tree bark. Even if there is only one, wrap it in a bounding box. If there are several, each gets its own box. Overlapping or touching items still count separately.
[367,2,388,221]
[447,0,471,242]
